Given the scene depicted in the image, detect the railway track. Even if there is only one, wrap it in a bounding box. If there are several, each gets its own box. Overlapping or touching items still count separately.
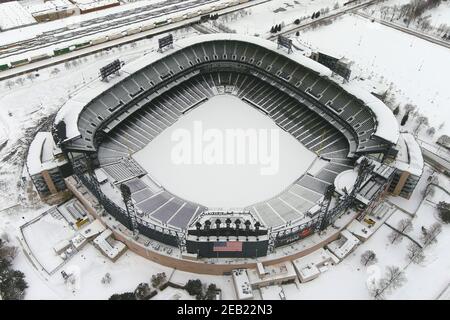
[0,0,271,80]
[0,0,222,59]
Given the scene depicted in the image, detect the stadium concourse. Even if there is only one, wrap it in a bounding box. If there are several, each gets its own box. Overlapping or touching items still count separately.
[26,33,417,273]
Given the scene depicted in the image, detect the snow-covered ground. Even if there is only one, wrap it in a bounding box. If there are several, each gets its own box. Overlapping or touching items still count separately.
[133,94,316,209]
[212,0,350,36]
[298,14,450,137]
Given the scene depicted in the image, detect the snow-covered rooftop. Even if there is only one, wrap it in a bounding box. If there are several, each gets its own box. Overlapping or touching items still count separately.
[71,0,119,11]
[292,248,339,282]
[393,133,424,177]
[93,228,127,260]
[334,169,358,195]
[246,261,297,287]
[340,82,399,144]
[26,132,68,176]
[326,229,360,260]
[24,0,77,16]
[231,269,253,300]
[0,1,37,31]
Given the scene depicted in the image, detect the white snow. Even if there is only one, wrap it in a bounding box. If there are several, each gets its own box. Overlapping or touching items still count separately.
[214,0,350,36]
[0,1,37,31]
[334,169,358,195]
[70,0,119,12]
[26,131,67,176]
[133,94,316,209]
[393,133,424,177]
[21,211,76,273]
[300,14,450,137]
[24,0,77,17]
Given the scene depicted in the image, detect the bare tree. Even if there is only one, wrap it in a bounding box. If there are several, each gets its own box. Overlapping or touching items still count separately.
[437,134,450,148]
[426,127,436,137]
[51,68,60,75]
[369,265,406,300]
[101,272,112,285]
[414,116,429,135]
[421,222,442,247]
[15,77,24,86]
[26,73,36,82]
[5,80,14,89]
[404,103,416,113]
[406,243,425,264]
[388,219,413,244]
[0,238,18,261]
[361,250,378,266]
[437,202,450,224]
[385,265,407,289]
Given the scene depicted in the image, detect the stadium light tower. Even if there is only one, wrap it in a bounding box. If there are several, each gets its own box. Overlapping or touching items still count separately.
[120,183,139,236]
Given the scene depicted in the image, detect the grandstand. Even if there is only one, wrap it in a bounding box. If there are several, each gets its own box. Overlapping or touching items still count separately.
[53,34,400,261]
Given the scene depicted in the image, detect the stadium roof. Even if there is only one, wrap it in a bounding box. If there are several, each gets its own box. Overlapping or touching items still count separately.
[26,132,67,176]
[0,1,37,31]
[393,133,424,176]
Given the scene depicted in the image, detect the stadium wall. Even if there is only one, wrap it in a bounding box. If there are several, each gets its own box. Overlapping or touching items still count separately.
[66,174,356,275]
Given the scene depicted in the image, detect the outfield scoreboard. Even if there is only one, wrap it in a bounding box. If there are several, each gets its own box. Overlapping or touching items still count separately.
[277,35,293,54]
[316,52,352,81]
[158,34,174,52]
[100,59,123,81]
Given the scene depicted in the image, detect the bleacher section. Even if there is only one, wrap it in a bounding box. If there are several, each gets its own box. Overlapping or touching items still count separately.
[123,177,205,229]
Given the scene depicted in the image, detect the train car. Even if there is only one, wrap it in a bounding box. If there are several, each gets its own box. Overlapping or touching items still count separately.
[154,19,169,27]
[0,64,10,72]
[54,47,71,56]
[106,31,126,41]
[172,14,184,23]
[216,2,227,9]
[74,41,91,50]
[141,22,156,31]
[90,36,108,46]
[186,11,199,19]
[10,58,29,67]
[201,6,213,14]
[28,53,52,63]
[127,26,141,35]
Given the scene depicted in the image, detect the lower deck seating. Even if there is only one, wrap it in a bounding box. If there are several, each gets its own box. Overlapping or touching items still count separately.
[97,70,358,228]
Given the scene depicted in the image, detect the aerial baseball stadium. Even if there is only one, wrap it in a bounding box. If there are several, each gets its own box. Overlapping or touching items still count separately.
[0,0,449,302]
